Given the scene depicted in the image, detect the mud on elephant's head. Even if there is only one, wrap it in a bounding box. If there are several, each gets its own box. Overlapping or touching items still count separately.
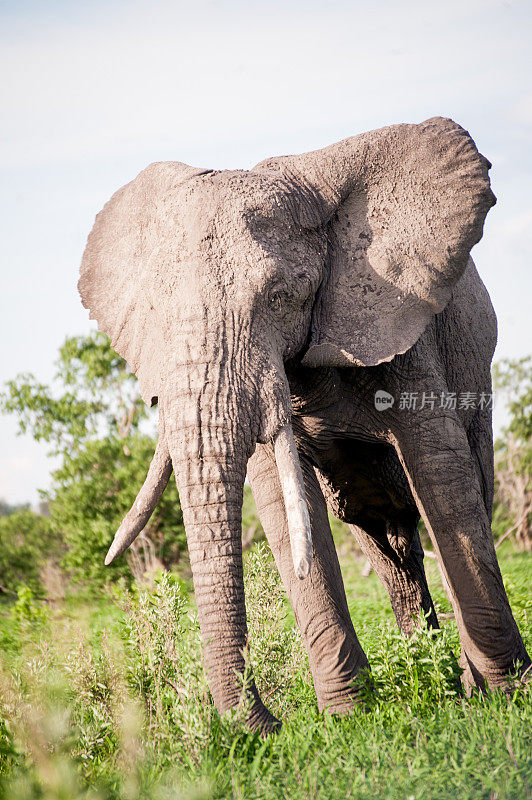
[79,117,494,721]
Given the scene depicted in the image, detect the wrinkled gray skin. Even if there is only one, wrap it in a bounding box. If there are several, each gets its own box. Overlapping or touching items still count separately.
[79,117,530,733]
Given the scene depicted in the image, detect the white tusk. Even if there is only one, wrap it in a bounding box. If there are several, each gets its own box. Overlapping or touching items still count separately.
[273,424,312,580]
[104,436,173,565]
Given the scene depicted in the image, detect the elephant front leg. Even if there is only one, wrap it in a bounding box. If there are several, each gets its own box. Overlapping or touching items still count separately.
[248,444,369,714]
[391,410,530,690]
[349,524,438,635]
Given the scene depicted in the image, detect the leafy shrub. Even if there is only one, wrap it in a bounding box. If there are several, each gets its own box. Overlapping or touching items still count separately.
[492,357,532,551]
[9,586,49,634]
[1,333,187,587]
[244,543,310,716]
[0,511,62,598]
[51,434,186,585]
[359,613,462,711]
[120,571,214,766]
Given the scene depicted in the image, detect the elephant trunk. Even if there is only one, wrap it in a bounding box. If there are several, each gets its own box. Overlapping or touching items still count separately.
[161,360,271,724]
[168,427,251,715]
[148,338,305,723]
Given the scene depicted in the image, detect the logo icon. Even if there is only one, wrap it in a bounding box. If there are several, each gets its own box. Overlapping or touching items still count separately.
[374,390,394,411]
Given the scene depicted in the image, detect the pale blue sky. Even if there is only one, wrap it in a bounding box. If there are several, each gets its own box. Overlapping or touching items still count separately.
[1,0,531,504]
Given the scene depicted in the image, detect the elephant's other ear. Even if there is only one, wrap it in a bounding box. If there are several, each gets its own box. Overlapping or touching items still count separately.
[78,162,210,405]
[257,118,496,368]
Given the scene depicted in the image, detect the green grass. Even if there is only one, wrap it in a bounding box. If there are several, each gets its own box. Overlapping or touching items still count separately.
[0,544,530,800]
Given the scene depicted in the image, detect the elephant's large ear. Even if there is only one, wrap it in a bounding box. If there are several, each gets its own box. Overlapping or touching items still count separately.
[78,162,209,405]
[255,117,495,367]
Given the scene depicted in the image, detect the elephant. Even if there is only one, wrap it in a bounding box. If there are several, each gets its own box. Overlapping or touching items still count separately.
[79,116,530,733]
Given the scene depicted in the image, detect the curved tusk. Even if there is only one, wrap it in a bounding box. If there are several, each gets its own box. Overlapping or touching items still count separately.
[105,435,173,565]
[273,424,312,580]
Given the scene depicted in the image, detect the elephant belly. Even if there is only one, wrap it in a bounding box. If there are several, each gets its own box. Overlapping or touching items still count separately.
[309,436,419,545]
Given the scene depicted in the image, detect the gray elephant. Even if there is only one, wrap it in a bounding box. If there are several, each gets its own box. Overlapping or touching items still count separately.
[79,117,530,733]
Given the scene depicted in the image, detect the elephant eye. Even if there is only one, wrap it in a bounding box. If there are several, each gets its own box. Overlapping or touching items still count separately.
[269,288,285,311]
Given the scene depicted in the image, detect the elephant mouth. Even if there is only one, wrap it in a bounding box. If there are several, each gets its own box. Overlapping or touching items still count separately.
[104,416,312,580]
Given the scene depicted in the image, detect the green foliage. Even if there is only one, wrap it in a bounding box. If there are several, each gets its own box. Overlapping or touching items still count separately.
[0,333,147,454]
[492,356,532,550]
[51,435,184,583]
[0,511,62,597]
[493,355,532,479]
[9,585,49,632]
[0,501,29,518]
[492,496,514,540]
[0,545,531,800]
[358,615,462,710]
[244,543,311,716]
[0,332,186,586]
[241,486,266,546]
[493,355,532,445]
[0,371,102,455]
[120,571,215,764]
[0,585,50,658]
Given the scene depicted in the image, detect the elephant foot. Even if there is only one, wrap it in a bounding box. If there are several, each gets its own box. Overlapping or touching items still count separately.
[215,676,282,735]
[246,700,282,735]
[460,649,532,696]
[320,698,359,717]
[317,668,373,715]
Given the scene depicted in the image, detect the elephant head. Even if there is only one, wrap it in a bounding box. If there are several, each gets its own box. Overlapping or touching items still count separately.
[79,116,494,726]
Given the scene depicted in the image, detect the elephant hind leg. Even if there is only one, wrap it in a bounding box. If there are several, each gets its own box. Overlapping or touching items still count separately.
[312,460,438,636]
[349,522,439,635]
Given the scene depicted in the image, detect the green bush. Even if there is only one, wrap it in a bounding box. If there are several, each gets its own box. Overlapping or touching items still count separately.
[1,333,187,588]
[0,511,62,598]
[244,543,311,716]
[51,435,186,585]
[359,614,462,710]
